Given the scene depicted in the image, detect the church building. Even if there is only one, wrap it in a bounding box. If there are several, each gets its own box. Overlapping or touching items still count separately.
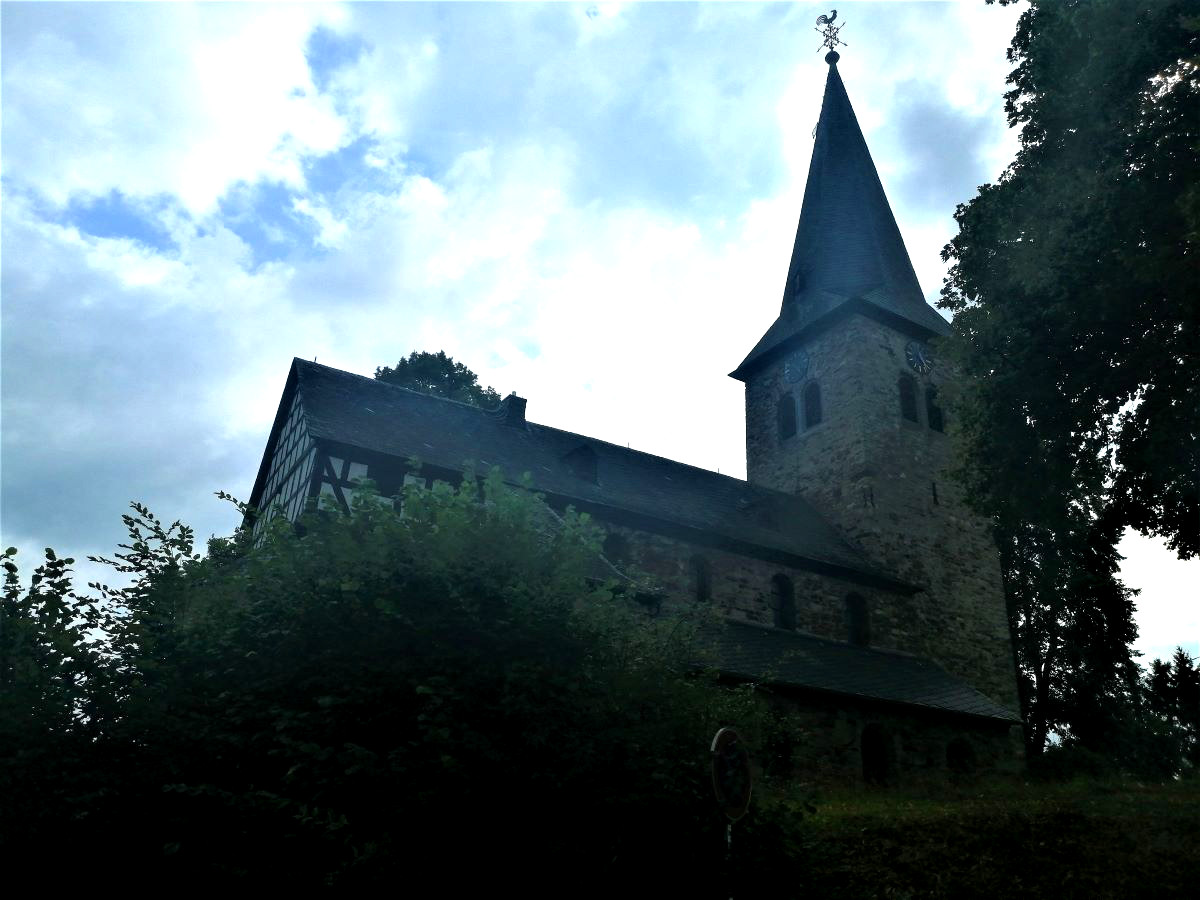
[247,50,1022,783]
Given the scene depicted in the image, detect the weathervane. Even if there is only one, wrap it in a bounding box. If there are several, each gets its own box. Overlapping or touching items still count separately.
[815,10,846,56]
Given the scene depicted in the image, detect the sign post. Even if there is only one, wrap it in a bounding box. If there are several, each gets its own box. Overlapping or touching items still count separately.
[711,727,753,897]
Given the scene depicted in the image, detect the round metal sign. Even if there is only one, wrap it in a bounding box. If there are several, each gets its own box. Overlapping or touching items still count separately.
[711,727,753,821]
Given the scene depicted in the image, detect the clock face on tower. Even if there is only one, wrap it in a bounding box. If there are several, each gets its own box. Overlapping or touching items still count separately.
[905,341,934,375]
[783,350,809,383]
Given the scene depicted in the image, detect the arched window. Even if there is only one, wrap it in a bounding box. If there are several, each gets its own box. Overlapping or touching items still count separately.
[925,386,944,432]
[898,373,919,422]
[777,393,797,440]
[691,554,712,603]
[772,574,796,630]
[603,532,629,565]
[803,382,822,429]
[861,724,891,785]
[845,593,870,647]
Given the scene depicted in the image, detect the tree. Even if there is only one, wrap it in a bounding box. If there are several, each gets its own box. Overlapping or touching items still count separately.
[374,350,502,407]
[944,0,1199,557]
[939,1,1199,756]
[1143,647,1200,772]
[0,546,108,840]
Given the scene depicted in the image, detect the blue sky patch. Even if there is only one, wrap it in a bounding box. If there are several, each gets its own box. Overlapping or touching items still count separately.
[218,182,322,268]
[306,135,398,196]
[306,26,368,93]
[62,191,176,252]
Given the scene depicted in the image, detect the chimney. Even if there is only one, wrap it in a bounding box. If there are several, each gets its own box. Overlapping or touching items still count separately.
[498,392,527,427]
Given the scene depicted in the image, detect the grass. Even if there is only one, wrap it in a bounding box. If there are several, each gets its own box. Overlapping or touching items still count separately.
[776,778,1200,899]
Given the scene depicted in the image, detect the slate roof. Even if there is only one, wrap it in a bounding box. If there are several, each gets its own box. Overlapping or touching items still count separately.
[704,619,1020,723]
[254,359,910,588]
[732,57,950,381]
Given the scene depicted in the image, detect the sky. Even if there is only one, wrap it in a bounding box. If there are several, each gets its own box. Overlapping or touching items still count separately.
[2,1,1194,664]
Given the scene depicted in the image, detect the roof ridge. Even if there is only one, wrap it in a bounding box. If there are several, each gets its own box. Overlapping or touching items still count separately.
[295,360,827,510]
[283,358,909,588]
[295,357,506,415]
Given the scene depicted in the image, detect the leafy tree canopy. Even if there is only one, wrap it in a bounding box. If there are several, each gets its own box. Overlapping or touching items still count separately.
[374,350,502,408]
[943,0,1199,558]
[939,0,1199,757]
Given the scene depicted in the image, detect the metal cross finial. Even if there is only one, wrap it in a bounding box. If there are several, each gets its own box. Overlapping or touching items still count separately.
[815,10,847,54]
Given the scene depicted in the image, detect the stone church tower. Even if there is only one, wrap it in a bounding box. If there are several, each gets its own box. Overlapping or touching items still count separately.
[730,52,1019,712]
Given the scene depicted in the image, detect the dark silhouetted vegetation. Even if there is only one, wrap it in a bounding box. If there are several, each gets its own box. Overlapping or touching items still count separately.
[1,474,813,890]
[374,349,502,407]
[940,0,1199,761]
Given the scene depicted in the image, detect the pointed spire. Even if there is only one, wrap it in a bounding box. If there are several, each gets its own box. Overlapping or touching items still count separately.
[731,53,949,381]
[783,52,931,314]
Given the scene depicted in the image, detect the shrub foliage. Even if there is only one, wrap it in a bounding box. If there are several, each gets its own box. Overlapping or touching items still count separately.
[1,472,805,889]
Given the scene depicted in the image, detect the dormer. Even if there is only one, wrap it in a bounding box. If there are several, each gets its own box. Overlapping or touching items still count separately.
[563,444,598,484]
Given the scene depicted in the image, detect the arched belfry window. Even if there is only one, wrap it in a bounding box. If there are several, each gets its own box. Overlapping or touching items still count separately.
[926,386,944,433]
[898,374,919,423]
[691,555,712,603]
[772,574,796,630]
[845,593,870,647]
[803,382,822,429]
[777,393,797,441]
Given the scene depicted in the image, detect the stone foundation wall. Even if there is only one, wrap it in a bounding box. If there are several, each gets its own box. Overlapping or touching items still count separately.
[764,692,1023,786]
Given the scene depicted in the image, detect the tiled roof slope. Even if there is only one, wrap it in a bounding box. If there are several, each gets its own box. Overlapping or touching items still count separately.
[280,359,905,586]
[705,619,1020,723]
[732,58,950,380]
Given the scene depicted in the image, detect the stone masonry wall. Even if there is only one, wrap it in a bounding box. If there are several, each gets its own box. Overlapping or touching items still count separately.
[766,693,1021,785]
[597,521,911,647]
[744,313,1020,713]
[593,521,1029,783]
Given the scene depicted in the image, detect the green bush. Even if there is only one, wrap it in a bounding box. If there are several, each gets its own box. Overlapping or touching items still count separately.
[2,471,806,890]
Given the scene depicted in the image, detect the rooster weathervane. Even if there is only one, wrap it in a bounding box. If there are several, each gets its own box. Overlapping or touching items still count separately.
[815,10,847,54]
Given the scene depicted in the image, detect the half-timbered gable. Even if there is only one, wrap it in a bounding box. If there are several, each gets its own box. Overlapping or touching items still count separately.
[250,380,318,537]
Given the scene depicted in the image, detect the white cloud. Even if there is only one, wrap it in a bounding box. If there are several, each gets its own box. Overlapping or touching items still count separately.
[575,2,629,45]
[2,2,348,215]
[324,24,439,149]
[293,197,349,248]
